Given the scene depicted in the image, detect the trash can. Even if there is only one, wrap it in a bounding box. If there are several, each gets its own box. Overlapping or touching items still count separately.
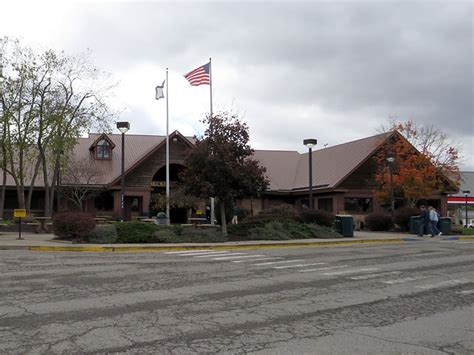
[334,215,354,237]
[438,217,452,234]
[409,216,422,234]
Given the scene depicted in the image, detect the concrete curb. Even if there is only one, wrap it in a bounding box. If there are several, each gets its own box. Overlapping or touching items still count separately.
[22,238,422,253]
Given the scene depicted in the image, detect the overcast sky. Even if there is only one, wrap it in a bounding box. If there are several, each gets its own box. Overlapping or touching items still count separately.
[1,0,473,170]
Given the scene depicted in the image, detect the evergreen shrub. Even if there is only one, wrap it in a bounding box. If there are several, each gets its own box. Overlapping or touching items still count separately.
[53,212,96,242]
[306,224,343,238]
[87,224,118,243]
[365,213,392,231]
[255,204,302,221]
[115,222,158,243]
[153,227,226,243]
[248,221,292,240]
[300,209,335,227]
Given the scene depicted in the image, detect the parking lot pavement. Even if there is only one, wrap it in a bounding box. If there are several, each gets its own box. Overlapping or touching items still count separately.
[0,240,473,354]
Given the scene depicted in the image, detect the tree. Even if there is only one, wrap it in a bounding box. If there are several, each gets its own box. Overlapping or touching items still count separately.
[181,112,269,235]
[374,120,460,207]
[0,38,115,217]
[61,157,103,211]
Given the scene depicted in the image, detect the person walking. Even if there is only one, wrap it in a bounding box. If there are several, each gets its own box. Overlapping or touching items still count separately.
[418,205,430,237]
[428,206,442,237]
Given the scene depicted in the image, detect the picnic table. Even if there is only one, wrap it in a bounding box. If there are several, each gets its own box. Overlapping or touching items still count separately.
[140,218,157,224]
[188,217,209,227]
[94,217,111,225]
[29,216,53,233]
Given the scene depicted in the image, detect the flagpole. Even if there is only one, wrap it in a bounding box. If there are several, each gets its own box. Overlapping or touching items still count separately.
[209,57,213,119]
[209,57,216,226]
[165,68,170,224]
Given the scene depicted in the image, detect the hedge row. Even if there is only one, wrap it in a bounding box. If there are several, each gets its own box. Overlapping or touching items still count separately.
[52,205,343,243]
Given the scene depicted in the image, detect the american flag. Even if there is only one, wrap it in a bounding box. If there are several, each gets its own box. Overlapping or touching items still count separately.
[184,62,210,86]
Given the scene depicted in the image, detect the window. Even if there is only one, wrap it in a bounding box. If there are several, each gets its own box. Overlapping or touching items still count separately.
[318,198,333,212]
[96,139,111,159]
[344,197,372,213]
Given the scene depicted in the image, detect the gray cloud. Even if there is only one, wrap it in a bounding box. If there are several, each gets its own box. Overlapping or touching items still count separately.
[38,1,473,168]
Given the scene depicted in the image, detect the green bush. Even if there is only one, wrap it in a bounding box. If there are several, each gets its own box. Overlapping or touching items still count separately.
[53,212,96,242]
[365,213,392,231]
[181,228,226,242]
[254,204,302,221]
[282,219,315,239]
[394,207,420,231]
[227,218,268,237]
[234,207,249,222]
[462,227,474,235]
[87,225,118,243]
[153,227,226,243]
[228,215,343,241]
[115,222,158,243]
[248,221,292,240]
[299,209,335,227]
[153,227,179,243]
[306,224,343,238]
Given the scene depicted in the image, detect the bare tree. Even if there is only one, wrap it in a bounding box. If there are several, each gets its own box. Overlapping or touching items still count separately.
[0,38,116,216]
[62,157,103,211]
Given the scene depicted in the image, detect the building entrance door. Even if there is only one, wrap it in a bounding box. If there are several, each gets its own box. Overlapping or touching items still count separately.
[124,196,142,221]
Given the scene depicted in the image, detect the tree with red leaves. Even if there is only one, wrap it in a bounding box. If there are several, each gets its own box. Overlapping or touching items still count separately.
[181,112,269,235]
[374,120,460,207]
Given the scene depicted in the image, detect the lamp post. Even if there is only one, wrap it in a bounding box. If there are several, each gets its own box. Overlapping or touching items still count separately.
[117,122,130,222]
[303,138,317,209]
[386,152,395,228]
[462,190,470,228]
[56,150,63,213]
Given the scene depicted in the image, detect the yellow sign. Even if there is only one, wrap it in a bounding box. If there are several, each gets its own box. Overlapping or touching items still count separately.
[14,209,27,218]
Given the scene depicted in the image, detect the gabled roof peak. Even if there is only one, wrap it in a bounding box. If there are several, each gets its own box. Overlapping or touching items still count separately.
[89,133,116,151]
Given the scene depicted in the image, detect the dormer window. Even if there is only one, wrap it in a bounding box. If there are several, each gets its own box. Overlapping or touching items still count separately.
[96,139,111,159]
[90,134,115,160]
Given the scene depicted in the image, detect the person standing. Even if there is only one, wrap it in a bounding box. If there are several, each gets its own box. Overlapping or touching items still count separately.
[428,206,442,237]
[418,205,430,237]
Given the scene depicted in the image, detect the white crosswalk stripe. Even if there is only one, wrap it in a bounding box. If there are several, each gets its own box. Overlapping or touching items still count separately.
[322,267,379,276]
[350,271,401,280]
[299,265,349,273]
[192,251,235,257]
[457,289,474,295]
[382,275,430,284]
[232,257,283,263]
[164,250,219,254]
[252,259,305,266]
[212,254,266,260]
[416,279,470,290]
[273,262,326,269]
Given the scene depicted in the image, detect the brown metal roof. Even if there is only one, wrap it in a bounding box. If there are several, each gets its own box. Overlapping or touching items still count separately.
[254,132,392,192]
[2,131,391,192]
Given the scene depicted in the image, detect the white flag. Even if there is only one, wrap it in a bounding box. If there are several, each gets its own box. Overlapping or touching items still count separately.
[155,80,165,100]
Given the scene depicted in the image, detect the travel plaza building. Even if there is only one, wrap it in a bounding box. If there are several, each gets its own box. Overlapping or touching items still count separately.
[2,130,457,223]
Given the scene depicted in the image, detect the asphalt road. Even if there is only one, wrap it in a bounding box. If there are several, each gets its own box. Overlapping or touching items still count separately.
[0,239,473,354]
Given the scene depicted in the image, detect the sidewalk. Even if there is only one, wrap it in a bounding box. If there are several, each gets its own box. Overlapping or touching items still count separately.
[1,230,472,252]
